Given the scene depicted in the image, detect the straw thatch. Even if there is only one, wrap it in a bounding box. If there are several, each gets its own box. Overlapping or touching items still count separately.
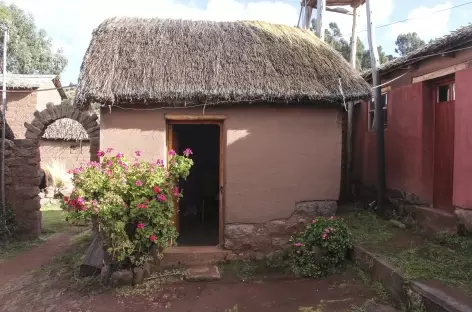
[42,118,89,141]
[0,74,57,89]
[76,18,371,109]
[363,24,472,79]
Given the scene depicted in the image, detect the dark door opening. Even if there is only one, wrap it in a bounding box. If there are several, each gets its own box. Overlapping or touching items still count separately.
[171,124,220,246]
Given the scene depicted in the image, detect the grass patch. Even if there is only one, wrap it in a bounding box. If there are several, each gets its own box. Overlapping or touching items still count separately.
[343,209,472,295]
[0,236,48,262]
[41,201,69,234]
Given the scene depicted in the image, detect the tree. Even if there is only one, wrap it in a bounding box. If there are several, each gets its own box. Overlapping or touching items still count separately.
[0,3,67,75]
[312,20,391,71]
[395,32,425,56]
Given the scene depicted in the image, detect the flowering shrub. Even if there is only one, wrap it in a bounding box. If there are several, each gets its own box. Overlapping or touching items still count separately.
[288,216,351,277]
[62,148,193,266]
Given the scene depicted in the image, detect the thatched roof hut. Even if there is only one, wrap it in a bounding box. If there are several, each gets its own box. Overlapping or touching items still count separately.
[42,118,89,141]
[76,18,371,109]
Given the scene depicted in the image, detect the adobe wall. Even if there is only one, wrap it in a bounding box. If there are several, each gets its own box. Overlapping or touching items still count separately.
[1,139,41,239]
[5,91,37,139]
[39,139,91,170]
[100,105,341,250]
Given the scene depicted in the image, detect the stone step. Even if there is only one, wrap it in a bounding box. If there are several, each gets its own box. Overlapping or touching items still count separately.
[184,265,221,282]
[160,246,230,268]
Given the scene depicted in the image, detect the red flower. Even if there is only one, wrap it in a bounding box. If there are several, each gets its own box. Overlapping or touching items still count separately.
[150,233,157,242]
[97,150,105,157]
[153,186,160,194]
[137,223,145,229]
[137,203,148,209]
[135,150,142,157]
[158,194,167,203]
[173,186,179,197]
[63,196,69,202]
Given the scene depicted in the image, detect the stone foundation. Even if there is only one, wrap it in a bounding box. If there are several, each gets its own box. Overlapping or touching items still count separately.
[224,200,337,252]
[454,207,472,234]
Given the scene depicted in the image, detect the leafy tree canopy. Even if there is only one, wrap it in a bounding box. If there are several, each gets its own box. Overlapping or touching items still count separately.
[0,2,67,75]
[395,32,426,56]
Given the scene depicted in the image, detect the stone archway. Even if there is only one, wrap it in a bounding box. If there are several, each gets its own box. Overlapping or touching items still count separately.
[24,100,100,162]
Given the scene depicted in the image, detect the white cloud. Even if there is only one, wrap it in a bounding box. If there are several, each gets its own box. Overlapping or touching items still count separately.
[391,2,452,46]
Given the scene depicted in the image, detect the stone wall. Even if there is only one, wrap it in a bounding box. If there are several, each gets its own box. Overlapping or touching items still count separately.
[224,201,337,252]
[1,139,41,239]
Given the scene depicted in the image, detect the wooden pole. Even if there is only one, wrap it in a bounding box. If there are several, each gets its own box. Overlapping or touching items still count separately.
[315,0,326,40]
[304,3,313,30]
[345,7,358,199]
[365,0,386,210]
[1,27,7,215]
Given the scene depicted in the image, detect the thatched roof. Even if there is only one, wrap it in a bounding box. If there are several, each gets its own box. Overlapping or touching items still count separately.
[76,18,371,109]
[363,24,472,79]
[0,74,57,89]
[42,118,89,141]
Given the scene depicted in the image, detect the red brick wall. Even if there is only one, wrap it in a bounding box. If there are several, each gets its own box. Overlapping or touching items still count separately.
[6,91,37,139]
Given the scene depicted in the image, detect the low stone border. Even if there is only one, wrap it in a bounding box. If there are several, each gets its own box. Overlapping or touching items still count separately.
[351,244,472,312]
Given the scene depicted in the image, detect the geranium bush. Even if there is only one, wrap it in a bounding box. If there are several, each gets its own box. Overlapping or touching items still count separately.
[62,148,193,267]
[288,216,352,277]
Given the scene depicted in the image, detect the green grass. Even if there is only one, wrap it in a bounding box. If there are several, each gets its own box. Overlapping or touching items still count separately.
[343,209,472,295]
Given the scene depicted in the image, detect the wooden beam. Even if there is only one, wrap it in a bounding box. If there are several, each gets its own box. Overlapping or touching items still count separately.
[165,114,227,121]
[412,62,471,84]
[350,7,358,67]
[316,0,326,41]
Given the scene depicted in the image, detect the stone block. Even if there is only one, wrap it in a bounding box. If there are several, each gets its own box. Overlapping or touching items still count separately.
[271,237,290,248]
[454,207,472,233]
[266,220,287,235]
[133,267,144,285]
[184,266,220,282]
[39,109,53,123]
[24,122,42,135]
[14,186,40,200]
[46,103,58,120]
[18,197,41,213]
[295,200,337,216]
[405,205,457,234]
[110,270,133,287]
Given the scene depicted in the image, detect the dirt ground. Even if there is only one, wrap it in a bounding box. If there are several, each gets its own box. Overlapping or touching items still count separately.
[0,230,387,312]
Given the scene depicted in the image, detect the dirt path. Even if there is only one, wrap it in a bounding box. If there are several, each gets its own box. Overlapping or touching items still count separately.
[0,229,81,285]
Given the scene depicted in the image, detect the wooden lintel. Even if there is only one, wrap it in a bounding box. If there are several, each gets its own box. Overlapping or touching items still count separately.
[165,114,227,121]
[412,62,470,84]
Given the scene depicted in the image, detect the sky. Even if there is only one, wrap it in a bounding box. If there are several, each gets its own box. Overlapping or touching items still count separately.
[6,0,472,84]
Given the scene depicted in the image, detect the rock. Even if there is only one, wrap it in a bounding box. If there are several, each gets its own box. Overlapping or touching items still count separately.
[100,264,111,283]
[133,267,144,285]
[110,270,133,287]
[225,224,256,239]
[295,201,337,216]
[455,208,472,233]
[271,237,289,248]
[389,219,406,229]
[265,220,287,235]
[184,266,221,282]
[142,262,152,279]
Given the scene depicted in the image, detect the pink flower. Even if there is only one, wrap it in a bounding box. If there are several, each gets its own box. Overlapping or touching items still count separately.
[329,216,335,220]
[91,200,98,206]
[97,150,105,157]
[168,149,176,156]
[107,161,113,167]
[116,153,124,158]
[153,186,161,194]
[135,150,142,157]
[105,170,112,176]
[173,186,179,197]
[150,233,157,242]
[183,148,193,156]
[137,223,145,229]
[158,194,167,202]
[76,197,85,206]
[294,242,304,247]
[63,196,69,202]
[135,180,143,186]
[322,233,328,240]
[106,148,114,153]
[323,228,330,233]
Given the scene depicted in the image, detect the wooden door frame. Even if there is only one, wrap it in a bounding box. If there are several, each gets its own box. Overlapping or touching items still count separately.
[432,77,455,210]
[166,116,226,246]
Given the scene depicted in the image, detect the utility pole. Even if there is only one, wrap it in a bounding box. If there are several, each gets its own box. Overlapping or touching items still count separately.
[346,6,358,199]
[365,0,386,210]
[315,0,326,40]
[1,26,7,215]
[303,1,312,30]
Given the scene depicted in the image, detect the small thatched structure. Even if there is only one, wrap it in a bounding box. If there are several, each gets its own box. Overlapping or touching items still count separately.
[76,18,371,109]
[42,118,89,141]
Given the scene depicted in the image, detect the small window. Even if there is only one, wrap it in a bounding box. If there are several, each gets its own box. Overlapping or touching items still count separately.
[436,81,455,103]
[368,93,387,131]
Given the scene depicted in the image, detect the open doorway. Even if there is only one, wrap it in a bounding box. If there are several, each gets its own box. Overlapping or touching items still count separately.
[168,122,221,246]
